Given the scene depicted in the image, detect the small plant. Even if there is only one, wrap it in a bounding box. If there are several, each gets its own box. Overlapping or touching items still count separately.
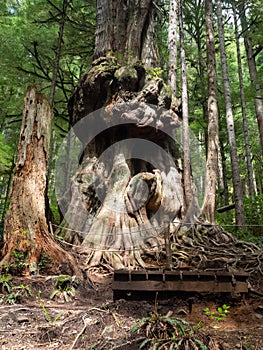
[204,304,230,322]
[38,252,51,274]
[6,292,20,305]
[4,249,28,275]
[38,290,62,323]
[132,302,207,349]
[0,275,12,293]
[13,284,32,298]
[49,275,76,302]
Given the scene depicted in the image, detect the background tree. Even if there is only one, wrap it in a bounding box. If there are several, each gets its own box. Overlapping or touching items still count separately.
[201,0,219,224]
[0,0,262,273]
[216,0,245,228]
[168,0,178,96]
[1,86,81,277]
[238,2,263,157]
[233,4,255,201]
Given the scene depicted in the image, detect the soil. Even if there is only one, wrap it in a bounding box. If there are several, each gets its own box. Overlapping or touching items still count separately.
[0,271,262,350]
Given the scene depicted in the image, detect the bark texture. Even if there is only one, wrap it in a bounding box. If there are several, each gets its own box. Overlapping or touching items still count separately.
[178,0,195,212]
[61,57,185,269]
[168,0,178,96]
[216,0,245,228]
[1,86,81,278]
[59,1,190,270]
[202,0,219,223]
[94,0,153,60]
[238,3,263,157]
[233,5,255,200]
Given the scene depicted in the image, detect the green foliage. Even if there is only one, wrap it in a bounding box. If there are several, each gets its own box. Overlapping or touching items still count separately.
[0,134,14,174]
[203,304,230,322]
[132,308,207,349]
[216,195,263,246]
[0,275,32,304]
[1,249,28,275]
[49,274,76,302]
[13,284,32,298]
[10,249,28,275]
[38,290,62,323]
[243,195,263,241]
[38,252,52,274]
[0,274,12,293]
[6,292,20,305]
[147,67,164,79]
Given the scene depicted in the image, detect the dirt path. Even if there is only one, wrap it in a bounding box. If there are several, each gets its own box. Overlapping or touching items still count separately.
[0,274,262,349]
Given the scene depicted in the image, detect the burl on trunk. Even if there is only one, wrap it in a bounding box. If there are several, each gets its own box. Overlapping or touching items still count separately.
[58,57,185,269]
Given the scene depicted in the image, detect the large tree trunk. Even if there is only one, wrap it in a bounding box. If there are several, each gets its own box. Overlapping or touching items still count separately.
[59,56,185,269]
[1,86,81,278]
[56,1,189,270]
[94,0,153,60]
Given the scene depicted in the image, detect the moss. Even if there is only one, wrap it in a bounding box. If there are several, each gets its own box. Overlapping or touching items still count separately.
[114,65,138,91]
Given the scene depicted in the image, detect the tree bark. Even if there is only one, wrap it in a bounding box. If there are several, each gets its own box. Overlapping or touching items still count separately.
[1,86,81,278]
[60,51,186,269]
[58,1,201,270]
[94,0,152,60]
[168,0,178,96]
[216,0,245,228]
[233,5,255,200]
[178,0,193,210]
[49,0,69,107]
[238,3,263,157]
[201,0,219,223]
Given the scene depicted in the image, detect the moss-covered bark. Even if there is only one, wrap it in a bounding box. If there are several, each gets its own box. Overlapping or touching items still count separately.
[59,58,185,269]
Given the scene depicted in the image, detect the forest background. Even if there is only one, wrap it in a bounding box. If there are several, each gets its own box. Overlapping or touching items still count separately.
[0,0,262,252]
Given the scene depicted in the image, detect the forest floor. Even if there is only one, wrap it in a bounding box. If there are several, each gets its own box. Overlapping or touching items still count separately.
[0,271,262,350]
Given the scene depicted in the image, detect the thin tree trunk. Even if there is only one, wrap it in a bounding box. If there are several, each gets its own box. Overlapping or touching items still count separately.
[1,86,81,278]
[168,0,178,96]
[216,0,245,228]
[179,0,192,210]
[238,4,263,157]
[201,0,219,223]
[49,0,69,107]
[233,5,255,201]
[218,136,229,207]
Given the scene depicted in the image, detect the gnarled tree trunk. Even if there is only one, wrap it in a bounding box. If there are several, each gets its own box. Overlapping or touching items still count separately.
[1,86,81,278]
[58,1,188,270]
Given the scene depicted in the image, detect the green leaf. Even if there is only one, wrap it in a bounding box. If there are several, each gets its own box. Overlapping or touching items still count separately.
[131,318,149,333]
[63,291,69,302]
[194,339,208,349]
[5,283,11,293]
[139,338,151,349]
[50,290,59,300]
[54,312,63,323]
[152,341,159,350]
